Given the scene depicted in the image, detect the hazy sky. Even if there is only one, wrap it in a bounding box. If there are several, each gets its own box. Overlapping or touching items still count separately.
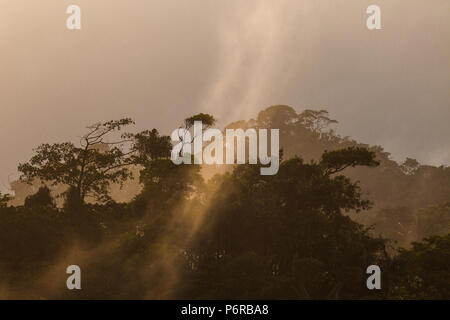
[0,0,449,192]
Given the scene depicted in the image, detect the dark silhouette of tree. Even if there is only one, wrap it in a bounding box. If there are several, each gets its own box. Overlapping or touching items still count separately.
[1,107,449,300]
[184,113,216,129]
[24,186,55,208]
[132,129,172,163]
[0,192,11,208]
[390,234,450,299]
[17,118,167,206]
[178,149,387,299]
[320,147,380,176]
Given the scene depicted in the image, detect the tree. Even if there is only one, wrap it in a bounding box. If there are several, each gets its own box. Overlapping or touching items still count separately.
[134,114,213,213]
[390,234,450,299]
[18,118,150,205]
[256,105,299,129]
[320,147,380,176]
[401,158,420,175]
[179,147,386,299]
[299,109,338,136]
[24,186,55,208]
[184,113,216,130]
[176,113,216,147]
[0,192,11,208]
[132,129,172,163]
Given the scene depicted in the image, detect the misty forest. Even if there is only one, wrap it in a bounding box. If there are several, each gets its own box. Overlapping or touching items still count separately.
[0,105,448,299]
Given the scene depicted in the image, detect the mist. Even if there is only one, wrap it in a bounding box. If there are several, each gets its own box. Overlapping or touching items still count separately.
[1,0,449,194]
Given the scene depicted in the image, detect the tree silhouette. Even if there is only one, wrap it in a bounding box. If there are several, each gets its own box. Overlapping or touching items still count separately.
[18,118,156,205]
[0,192,11,208]
[1,106,449,299]
[24,186,55,208]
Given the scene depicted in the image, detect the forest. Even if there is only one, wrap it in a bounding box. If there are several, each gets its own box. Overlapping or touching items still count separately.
[0,105,448,299]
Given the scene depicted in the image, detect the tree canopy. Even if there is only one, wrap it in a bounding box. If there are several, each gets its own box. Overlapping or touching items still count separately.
[0,106,448,300]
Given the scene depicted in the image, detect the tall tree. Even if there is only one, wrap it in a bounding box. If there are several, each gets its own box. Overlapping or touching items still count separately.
[180,147,386,299]
[18,119,148,205]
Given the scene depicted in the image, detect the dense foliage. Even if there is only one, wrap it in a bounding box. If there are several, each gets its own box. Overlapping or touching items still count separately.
[0,106,448,299]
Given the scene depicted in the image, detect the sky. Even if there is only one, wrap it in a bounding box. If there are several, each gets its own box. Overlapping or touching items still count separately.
[0,0,449,193]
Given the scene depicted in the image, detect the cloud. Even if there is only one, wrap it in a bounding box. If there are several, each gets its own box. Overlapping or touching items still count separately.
[1,0,449,193]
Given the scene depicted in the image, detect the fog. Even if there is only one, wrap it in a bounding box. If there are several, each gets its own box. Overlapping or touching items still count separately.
[1,0,449,193]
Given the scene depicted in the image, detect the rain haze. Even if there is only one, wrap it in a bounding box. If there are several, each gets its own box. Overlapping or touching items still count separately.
[0,0,449,193]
